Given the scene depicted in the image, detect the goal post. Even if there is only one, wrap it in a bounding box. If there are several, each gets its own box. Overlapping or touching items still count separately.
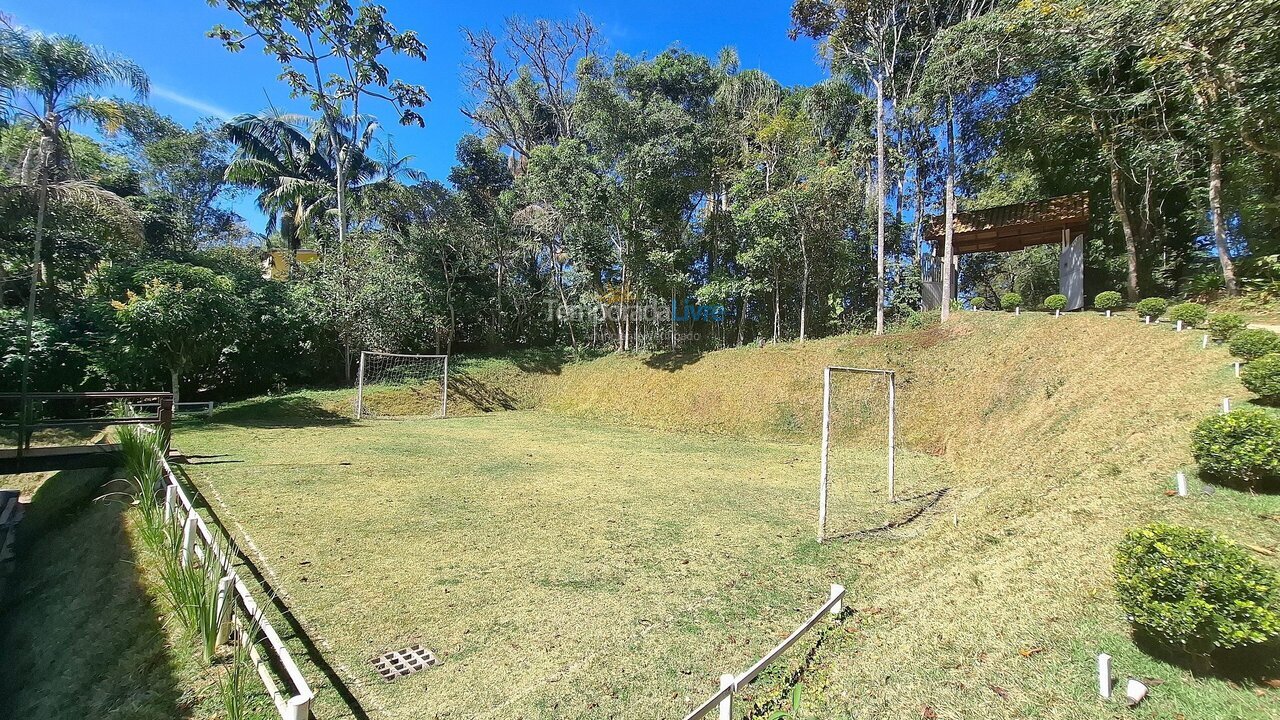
[354,351,450,420]
[818,366,896,543]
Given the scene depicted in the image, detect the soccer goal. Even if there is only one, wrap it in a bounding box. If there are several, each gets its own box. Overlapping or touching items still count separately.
[355,351,449,419]
[817,366,896,542]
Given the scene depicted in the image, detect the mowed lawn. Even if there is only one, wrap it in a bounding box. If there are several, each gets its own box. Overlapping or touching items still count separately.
[175,399,948,719]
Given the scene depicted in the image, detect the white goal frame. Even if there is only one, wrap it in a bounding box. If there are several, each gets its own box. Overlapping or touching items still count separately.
[818,366,896,543]
[354,351,450,419]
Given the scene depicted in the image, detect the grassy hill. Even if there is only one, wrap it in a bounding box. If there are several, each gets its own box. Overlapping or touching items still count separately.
[482,311,1280,717]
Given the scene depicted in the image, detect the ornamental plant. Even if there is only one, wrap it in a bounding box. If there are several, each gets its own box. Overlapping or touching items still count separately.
[1167,302,1207,327]
[1191,408,1280,490]
[1206,313,1247,342]
[1000,292,1023,312]
[1094,291,1123,312]
[1230,328,1280,361]
[1135,297,1168,321]
[1114,523,1280,655]
[1044,294,1068,312]
[1242,353,1280,403]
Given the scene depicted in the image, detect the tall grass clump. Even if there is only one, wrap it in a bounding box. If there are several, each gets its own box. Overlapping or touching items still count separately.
[117,424,167,501]
[218,612,263,720]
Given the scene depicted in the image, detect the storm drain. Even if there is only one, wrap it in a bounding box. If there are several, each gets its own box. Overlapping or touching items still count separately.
[371,645,438,682]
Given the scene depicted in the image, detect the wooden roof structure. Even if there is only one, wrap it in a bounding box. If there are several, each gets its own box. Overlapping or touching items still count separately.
[923,192,1090,255]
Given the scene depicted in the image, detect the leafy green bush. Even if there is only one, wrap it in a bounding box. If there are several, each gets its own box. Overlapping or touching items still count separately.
[1242,353,1280,402]
[1044,294,1068,312]
[1094,291,1124,312]
[1191,408,1280,489]
[971,296,986,310]
[1114,523,1280,654]
[1167,302,1207,327]
[1230,328,1280,361]
[1206,313,1248,342]
[1135,297,1168,320]
[1000,292,1023,312]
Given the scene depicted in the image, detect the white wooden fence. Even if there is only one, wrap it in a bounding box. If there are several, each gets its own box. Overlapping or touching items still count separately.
[682,584,845,720]
[159,457,315,719]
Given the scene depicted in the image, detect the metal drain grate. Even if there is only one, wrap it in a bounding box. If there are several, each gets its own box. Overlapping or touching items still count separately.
[371,645,437,682]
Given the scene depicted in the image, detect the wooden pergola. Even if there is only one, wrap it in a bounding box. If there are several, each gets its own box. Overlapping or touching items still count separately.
[921,192,1091,310]
[923,192,1090,255]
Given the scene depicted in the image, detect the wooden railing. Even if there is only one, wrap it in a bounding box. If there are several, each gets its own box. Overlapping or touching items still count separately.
[0,391,174,458]
[158,455,315,719]
[682,584,845,720]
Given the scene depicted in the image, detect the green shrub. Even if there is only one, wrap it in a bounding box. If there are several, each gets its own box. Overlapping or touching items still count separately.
[1094,291,1124,312]
[1114,523,1280,654]
[1230,328,1280,361]
[1134,297,1168,320]
[1206,313,1248,342]
[1191,408,1280,489]
[1000,292,1023,312]
[1242,353,1280,402]
[1167,302,1207,327]
[1044,294,1068,312]
[971,296,986,310]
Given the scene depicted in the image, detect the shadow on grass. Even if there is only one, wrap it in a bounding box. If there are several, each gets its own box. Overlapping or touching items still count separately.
[449,371,522,412]
[206,395,354,429]
[643,350,706,372]
[0,474,185,720]
[1132,629,1280,684]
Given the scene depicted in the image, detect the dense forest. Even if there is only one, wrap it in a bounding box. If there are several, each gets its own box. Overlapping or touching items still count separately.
[1,0,1278,402]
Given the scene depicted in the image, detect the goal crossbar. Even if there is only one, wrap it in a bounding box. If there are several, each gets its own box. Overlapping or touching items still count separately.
[818,366,896,543]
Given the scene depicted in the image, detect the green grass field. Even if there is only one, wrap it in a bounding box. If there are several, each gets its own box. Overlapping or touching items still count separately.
[176,404,947,718]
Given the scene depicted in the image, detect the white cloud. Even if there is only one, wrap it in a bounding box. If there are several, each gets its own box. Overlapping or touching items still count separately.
[151,85,235,121]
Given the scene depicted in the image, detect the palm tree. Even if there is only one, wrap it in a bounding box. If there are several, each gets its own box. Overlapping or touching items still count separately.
[0,27,147,405]
[224,111,388,254]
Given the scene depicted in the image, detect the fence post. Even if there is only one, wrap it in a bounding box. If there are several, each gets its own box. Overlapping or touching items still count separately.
[163,483,176,523]
[1098,653,1111,699]
[181,511,197,567]
[284,694,311,720]
[829,584,844,615]
[718,674,734,720]
[215,575,235,645]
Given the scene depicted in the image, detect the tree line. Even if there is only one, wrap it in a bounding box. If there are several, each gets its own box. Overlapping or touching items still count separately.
[1,0,1278,402]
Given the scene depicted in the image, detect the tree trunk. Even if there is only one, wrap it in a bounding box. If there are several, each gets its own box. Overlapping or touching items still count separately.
[19,152,49,404]
[1102,130,1141,301]
[942,94,957,322]
[773,274,781,343]
[1209,139,1238,296]
[170,368,181,407]
[874,76,887,335]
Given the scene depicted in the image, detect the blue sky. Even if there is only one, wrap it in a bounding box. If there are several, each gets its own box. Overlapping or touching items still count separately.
[7,1,827,233]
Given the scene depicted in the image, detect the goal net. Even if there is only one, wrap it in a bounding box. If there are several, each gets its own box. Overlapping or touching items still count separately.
[355,351,449,419]
[819,366,925,541]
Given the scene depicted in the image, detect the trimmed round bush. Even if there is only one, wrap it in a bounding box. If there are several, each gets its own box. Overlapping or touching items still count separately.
[1230,328,1280,361]
[971,296,986,310]
[1135,297,1168,320]
[1000,292,1023,312]
[1206,313,1248,342]
[1242,353,1280,402]
[1114,523,1280,654]
[1191,408,1280,490]
[1167,302,1207,327]
[1044,294,1068,312]
[1094,291,1124,312]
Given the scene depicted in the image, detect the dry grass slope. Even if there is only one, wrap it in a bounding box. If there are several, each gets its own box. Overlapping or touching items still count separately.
[521,312,1280,718]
